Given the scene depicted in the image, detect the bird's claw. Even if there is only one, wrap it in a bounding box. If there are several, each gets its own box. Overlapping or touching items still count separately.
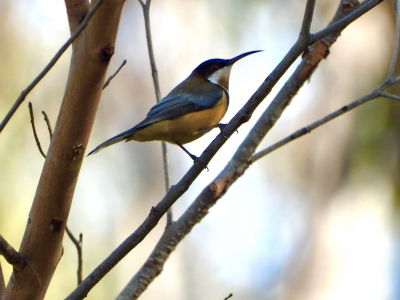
[191,155,209,171]
[216,123,238,138]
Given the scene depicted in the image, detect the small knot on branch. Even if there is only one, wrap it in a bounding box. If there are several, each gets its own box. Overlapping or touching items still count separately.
[99,45,115,62]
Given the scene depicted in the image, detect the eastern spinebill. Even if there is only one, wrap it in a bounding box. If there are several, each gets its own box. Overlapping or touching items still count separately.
[87,50,261,159]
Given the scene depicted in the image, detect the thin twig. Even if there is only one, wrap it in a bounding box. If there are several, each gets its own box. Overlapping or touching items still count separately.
[0,235,24,271]
[103,59,127,89]
[66,2,383,299]
[251,90,381,163]
[138,0,173,225]
[0,0,105,134]
[28,102,47,159]
[389,0,400,78]
[251,81,400,163]
[138,0,161,102]
[311,0,384,44]
[42,111,53,140]
[66,227,83,285]
[224,294,233,300]
[380,92,400,101]
[299,0,316,39]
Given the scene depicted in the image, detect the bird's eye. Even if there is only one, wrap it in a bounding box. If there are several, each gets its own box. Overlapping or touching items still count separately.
[211,64,219,71]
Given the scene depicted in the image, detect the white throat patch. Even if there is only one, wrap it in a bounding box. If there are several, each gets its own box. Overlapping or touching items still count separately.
[208,65,232,86]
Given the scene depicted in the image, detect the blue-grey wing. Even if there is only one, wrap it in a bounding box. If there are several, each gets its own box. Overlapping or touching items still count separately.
[134,83,224,128]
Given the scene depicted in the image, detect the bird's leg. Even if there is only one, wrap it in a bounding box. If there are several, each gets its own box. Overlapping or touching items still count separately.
[177,143,209,171]
[177,143,198,161]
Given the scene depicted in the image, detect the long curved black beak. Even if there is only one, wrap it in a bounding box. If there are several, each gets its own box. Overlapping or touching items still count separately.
[228,50,263,65]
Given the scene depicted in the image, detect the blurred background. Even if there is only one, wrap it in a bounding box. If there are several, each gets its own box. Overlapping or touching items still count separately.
[0,0,398,299]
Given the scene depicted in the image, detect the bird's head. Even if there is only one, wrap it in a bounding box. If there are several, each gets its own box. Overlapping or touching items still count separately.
[194,50,261,90]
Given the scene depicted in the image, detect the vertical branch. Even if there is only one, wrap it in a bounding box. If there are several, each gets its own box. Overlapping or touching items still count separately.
[138,0,161,102]
[138,0,172,224]
[31,106,85,286]
[66,228,83,285]
[299,0,316,38]
[2,0,125,298]
[389,0,400,78]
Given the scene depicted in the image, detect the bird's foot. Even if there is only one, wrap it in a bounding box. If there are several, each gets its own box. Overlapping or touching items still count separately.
[177,143,209,171]
[216,123,238,138]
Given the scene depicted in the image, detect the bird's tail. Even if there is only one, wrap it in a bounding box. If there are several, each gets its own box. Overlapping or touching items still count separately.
[87,130,135,156]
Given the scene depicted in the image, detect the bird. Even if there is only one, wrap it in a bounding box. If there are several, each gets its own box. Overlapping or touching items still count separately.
[87,50,261,159]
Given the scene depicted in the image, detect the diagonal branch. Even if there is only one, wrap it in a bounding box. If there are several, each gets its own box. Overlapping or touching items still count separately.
[116,0,387,298]
[251,0,400,191]
[0,0,105,134]
[67,1,384,299]
[103,59,127,89]
[311,0,385,43]
[251,87,386,163]
[0,235,24,271]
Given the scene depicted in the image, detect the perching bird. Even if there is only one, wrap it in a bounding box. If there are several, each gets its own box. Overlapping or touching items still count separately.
[87,50,261,159]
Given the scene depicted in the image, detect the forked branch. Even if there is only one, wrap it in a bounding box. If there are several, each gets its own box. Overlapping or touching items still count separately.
[0,235,24,271]
[67,1,385,299]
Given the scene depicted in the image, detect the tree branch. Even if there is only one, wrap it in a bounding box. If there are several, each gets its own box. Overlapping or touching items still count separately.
[251,88,383,163]
[250,0,396,163]
[115,0,387,298]
[2,0,125,298]
[31,104,86,287]
[138,0,160,102]
[224,294,233,300]
[28,102,47,159]
[311,0,384,43]
[42,111,53,140]
[0,235,24,271]
[388,0,400,77]
[138,0,172,224]
[67,1,384,299]
[299,0,316,39]
[66,228,83,285]
[103,59,127,89]
[0,0,106,134]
